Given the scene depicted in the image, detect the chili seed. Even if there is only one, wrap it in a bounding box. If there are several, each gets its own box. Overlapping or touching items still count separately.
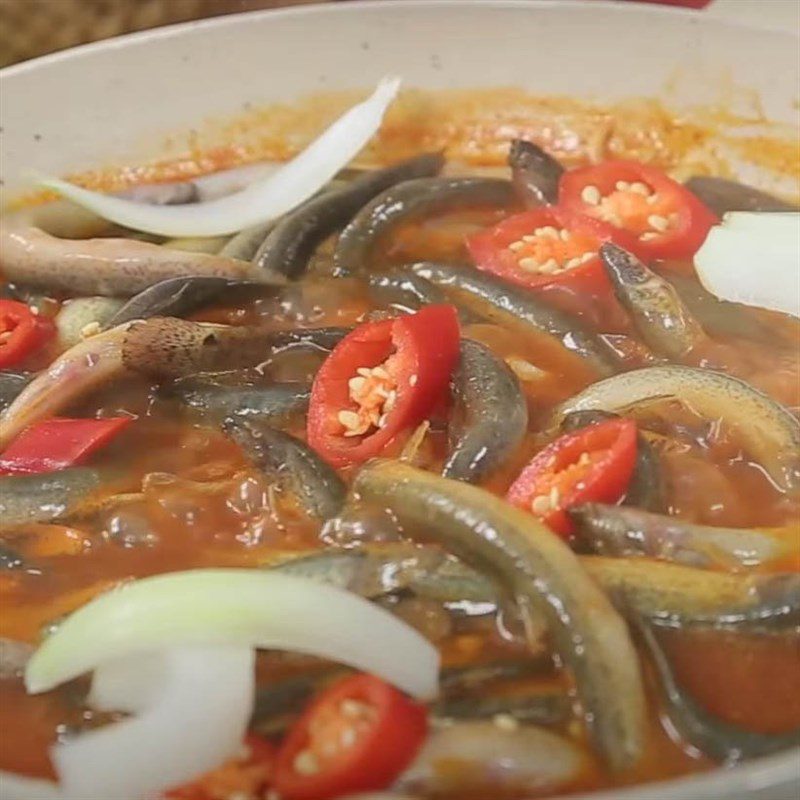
[341,698,372,718]
[338,410,362,431]
[629,181,652,196]
[348,376,367,393]
[531,495,551,514]
[340,726,358,749]
[615,180,631,192]
[639,231,660,242]
[508,240,525,252]
[549,486,561,507]
[409,374,418,386]
[293,750,320,776]
[648,214,669,232]
[518,257,541,271]
[581,185,601,205]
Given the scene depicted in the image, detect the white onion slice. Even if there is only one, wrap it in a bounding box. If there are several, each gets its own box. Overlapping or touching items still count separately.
[722,211,798,234]
[54,646,253,800]
[26,569,439,699]
[88,650,169,713]
[0,772,63,800]
[192,162,282,201]
[38,77,401,237]
[694,212,800,318]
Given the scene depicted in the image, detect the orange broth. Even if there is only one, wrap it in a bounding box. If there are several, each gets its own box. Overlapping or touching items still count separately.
[1,90,799,798]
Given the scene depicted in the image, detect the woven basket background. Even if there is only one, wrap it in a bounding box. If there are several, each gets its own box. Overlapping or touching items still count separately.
[0,0,327,67]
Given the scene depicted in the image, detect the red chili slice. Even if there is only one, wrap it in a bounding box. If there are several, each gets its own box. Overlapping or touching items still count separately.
[466,207,625,293]
[0,299,56,369]
[466,207,632,329]
[274,673,428,800]
[307,305,460,468]
[0,417,134,475]
[558,161,718,262]
[506,418,637,537]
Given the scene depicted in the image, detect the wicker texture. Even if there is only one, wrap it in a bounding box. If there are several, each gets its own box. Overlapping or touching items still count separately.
[0,0,324,67]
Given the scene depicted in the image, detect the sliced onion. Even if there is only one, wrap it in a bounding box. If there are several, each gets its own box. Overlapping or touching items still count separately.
[39,77,401,237]
[54,646,253,800]
[694,212,800,318]
[25,569,439,699]
[723,211,798,234]
[192,162,282,201]
[88,650,170,713]
[0,772,63,800]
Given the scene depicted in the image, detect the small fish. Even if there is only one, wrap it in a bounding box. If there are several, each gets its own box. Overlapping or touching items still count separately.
[368,268,450,312]
[354,460,646,772]
[411,262,622,376]
[434,687,570,727]
[334,177,515,274]
[264,542,800,635]
[0,469,103,525]
[164,379,310,421]
[570,503,791,570]
[600,243,707,359]
[223,417,345,521]
[256,152,444,279]
[107,276,268,328]
[121,319,348,379]
[0,225,270,297]
[582,556,800,631]
[550,365,800,492]
[267,544,448,598]
[443,339,528,483]
[508,139,564,206]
